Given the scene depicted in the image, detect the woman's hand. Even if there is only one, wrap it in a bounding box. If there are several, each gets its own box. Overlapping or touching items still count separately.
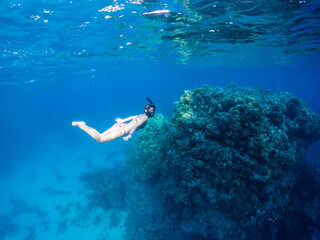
[123,133,132,141]
[116,118,123,123]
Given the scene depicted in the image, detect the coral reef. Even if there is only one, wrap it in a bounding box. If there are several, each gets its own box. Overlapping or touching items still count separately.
[80,162,129,211]
[0,215,20,239]
[125,85,320,240]
[276,161,320,240]
[127,114,170,182]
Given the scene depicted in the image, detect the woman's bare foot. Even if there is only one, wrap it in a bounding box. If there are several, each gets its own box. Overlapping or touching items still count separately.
[72,121,86,129]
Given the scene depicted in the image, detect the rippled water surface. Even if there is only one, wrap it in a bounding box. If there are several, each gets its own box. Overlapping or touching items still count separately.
[1,0,319,83]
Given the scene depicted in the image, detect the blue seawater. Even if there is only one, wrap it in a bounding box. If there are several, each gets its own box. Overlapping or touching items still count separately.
[0,0,319,239]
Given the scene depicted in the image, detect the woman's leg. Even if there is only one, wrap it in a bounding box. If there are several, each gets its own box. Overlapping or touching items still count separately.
[72,121,123,143]
[100,124,123,142]
[72,121,105,142]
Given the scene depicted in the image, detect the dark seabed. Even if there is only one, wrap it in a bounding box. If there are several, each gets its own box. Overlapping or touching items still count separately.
[0,0,319,239]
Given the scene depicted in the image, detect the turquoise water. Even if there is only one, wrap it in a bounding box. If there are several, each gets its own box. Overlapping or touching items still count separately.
[0,0,320,239]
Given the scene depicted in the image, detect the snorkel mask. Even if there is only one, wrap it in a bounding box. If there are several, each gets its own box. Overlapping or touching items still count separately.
[145,97,156,117]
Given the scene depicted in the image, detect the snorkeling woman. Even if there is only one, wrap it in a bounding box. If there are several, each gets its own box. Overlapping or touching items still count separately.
[72,98,155,143]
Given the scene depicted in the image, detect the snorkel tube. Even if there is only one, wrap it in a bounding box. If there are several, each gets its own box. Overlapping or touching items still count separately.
[146,97,153,105]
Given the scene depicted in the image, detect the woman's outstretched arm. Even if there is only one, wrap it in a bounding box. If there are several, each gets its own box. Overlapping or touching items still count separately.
[116,116,136,123]
[123,125,138,141]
